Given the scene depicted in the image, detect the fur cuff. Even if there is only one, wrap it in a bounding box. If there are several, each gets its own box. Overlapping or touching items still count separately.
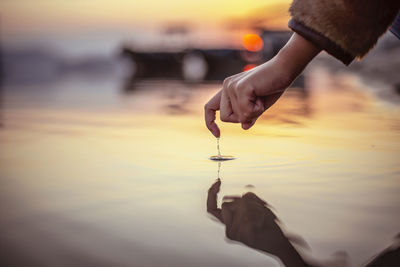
[289,19,354,65]
[289,0,400,61]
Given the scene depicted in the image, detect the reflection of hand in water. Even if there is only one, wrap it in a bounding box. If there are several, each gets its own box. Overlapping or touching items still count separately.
[208,180,400,267]
[207,179,313,267]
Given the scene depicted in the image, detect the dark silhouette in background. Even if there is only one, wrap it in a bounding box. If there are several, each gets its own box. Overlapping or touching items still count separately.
[121,30,298,83]
[207,180,400,267]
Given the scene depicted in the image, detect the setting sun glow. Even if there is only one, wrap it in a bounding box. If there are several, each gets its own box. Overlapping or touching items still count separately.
[242,33,264,52]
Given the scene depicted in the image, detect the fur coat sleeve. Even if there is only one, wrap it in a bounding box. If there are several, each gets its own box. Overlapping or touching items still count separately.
[288,0,400,65]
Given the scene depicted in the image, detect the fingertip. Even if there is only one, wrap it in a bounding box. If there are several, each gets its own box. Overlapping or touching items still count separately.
[211,125,221,138]
[241,123,251,130]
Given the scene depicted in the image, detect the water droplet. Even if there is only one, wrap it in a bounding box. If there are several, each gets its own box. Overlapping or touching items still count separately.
[209,137,235,161]
[209,155,235,161]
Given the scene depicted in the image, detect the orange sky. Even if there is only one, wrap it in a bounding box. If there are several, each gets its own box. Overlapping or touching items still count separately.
[2,0,291,36]
[1,0,291,55]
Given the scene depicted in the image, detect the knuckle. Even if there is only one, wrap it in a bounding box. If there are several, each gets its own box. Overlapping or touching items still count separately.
[242,192,255,199]
[222,77,231,87]
[237,80,251,92]
[221,202,230,210]
[223,77,238,90]
[225,228,237,241]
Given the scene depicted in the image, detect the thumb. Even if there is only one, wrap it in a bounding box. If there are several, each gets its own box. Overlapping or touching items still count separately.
[241,98,262,130]
[252,97,264,115]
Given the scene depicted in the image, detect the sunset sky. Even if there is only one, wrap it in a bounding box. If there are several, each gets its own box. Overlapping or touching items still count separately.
[2,0,291,55]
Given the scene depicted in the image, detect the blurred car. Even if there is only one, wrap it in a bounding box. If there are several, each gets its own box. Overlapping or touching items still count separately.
[121,29,292,83]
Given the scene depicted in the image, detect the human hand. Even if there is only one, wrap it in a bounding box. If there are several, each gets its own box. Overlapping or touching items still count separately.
[204,33,321,137]
[204,61,286,137]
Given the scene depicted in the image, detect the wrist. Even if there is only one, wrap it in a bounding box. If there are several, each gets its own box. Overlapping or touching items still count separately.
[275,33,321,80]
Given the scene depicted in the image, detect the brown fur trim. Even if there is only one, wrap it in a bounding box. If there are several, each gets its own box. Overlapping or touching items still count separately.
[289,0,400,59]
[289,19,354,65]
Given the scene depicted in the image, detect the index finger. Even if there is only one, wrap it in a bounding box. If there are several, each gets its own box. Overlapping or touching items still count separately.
[204,90,222,137]
[207,179,223,222]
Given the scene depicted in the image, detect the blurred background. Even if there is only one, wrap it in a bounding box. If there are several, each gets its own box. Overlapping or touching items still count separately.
[0,1,400,267]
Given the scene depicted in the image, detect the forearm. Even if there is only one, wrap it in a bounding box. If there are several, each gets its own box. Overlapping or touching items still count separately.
[275,33,321,81]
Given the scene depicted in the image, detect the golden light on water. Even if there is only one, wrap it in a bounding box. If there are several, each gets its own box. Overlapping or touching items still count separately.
[0,68,400,266]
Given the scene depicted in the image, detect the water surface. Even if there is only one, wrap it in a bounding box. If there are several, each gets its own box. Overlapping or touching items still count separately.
[0,68,399,266]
